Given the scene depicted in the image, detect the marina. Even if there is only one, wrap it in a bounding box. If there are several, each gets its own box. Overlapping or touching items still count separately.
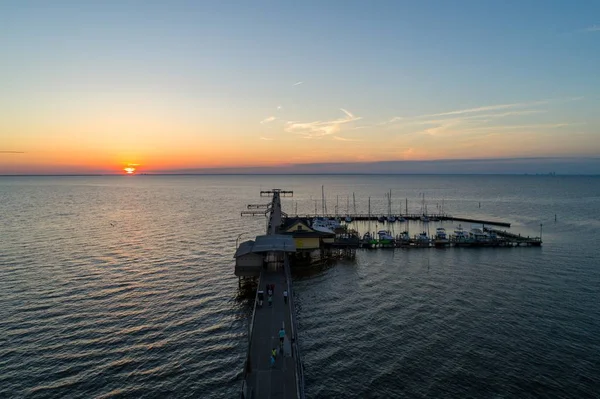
[236,188,543,398]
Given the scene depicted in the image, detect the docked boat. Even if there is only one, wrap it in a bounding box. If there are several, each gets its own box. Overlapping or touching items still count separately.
[397,231,410,245]
[377,230,394,244]
[434,227,449,247]
[386,190,396,222]
[469,227,489,242]
[312,217,338,234]
[454,224,468,241]
[415,231,430,246]
[362,232,378,248]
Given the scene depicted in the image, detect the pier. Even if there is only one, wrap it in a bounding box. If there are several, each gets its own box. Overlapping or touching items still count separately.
[238,190,305,399]
[288,213,511,227]
[236,189,542,397]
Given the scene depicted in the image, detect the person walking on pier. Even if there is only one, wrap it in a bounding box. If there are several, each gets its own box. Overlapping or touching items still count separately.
[278,327,286,351]
[283,289,288,304]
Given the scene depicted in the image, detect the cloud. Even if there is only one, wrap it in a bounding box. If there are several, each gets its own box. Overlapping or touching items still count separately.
[0,151,25,153]
[285,109,362,139]
[424,99,550,118]
[386,98,583,124]
[260,136,275,141]
[293,81,303,86]
[584,25,600,32]
[260,116,276,124]
[333,136,363,142]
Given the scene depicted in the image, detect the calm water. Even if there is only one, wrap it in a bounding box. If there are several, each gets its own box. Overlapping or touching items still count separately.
[1,175,599,398]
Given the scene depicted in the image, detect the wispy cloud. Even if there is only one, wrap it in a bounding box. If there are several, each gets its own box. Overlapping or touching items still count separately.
[0,151,25,154]
[584,25,600,32]
[384,97,582,131]
[333,136,363,142]
[285,109,362,139]
[260,116,276,124]
[414,99,550,120]
[260,136,275,141]
[293,81,303,86]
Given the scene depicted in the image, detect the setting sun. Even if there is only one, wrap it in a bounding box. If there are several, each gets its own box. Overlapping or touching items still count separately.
[124,167,136,174]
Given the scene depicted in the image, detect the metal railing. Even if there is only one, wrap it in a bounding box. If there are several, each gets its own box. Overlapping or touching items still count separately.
[284,253,306,399]
[240,272,263,398]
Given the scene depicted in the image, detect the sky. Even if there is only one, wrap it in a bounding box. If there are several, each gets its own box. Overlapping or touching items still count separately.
[1,0,599,174]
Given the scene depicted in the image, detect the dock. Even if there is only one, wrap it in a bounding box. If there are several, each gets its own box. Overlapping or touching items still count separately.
[236,189,543,397]
[239,190,305,399]
[283,213,511,227]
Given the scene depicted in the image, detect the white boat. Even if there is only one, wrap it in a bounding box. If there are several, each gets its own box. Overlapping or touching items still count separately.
[469,227,489,242]
[378,230,394,241]
[415,231,430,246]
[312,217,338,234]
[398,231,410,242]
[434,227,449,247]
[454,224,468,240]
[435,227,447,240]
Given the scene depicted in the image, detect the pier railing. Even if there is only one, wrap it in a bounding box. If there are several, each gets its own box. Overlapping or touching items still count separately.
[285,253,306,399]
[240,272,262,399]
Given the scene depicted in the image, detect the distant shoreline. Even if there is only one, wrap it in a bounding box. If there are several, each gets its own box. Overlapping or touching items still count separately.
[1,173,599,177]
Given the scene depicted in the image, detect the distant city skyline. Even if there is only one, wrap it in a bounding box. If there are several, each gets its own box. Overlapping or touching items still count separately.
[1,1,599,174]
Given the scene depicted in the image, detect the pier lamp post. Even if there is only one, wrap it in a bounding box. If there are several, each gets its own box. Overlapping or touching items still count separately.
[236,233,244,249]
[539,223,543,241]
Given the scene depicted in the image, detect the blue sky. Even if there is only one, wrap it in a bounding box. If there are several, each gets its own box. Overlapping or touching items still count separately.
[1,1,599,173]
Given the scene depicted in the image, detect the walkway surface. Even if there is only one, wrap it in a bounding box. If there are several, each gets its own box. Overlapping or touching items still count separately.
[245,270,297,398]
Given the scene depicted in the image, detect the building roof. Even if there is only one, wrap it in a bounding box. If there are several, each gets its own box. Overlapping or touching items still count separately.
[252,234,297,253]
[235,240,256,258]
[280,217,312,231]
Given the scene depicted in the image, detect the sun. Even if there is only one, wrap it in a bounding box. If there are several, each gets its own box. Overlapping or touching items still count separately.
[124,167,136,174]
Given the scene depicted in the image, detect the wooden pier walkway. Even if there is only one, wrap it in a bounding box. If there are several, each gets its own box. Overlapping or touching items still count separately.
[241,190,304,399]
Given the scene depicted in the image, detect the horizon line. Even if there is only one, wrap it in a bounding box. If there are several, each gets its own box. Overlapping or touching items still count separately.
[1,172,598,177]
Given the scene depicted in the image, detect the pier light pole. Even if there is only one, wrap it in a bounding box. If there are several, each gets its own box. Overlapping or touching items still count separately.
[540,223,543,241]
[236,233,244,249]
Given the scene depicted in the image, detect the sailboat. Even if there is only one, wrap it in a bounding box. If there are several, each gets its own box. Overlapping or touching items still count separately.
[420,193,429,222]
[387,189,396,223]
[398,198,406,222]
[312,186,340,232]
[345,195,352,223]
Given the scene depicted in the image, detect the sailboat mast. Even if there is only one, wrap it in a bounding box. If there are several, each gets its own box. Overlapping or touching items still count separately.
[346,195,349,215]
[321,185,326,216]
[353,192,356,214]
[368,196,371,233]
